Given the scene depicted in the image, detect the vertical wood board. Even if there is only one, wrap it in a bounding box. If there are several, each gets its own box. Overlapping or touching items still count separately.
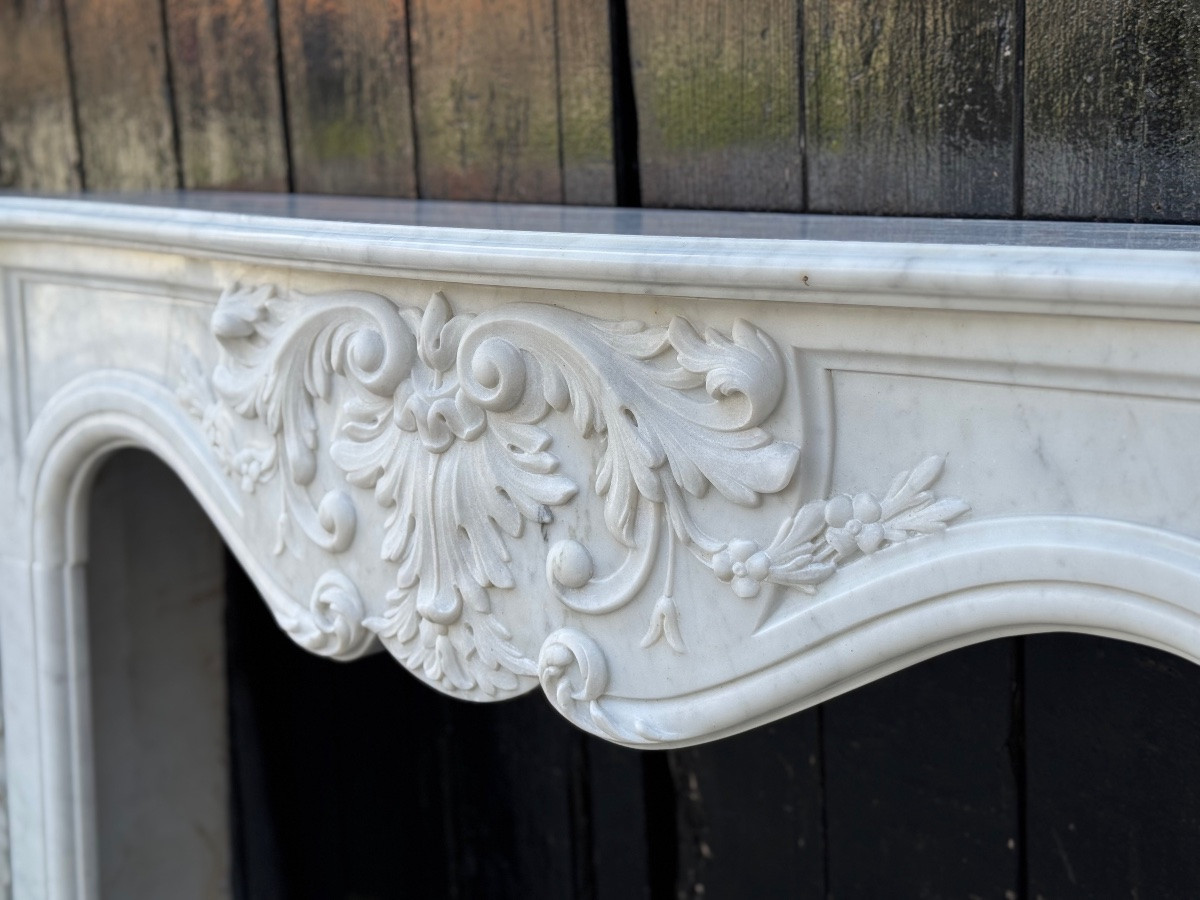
[438,694,588,898]
[822,641,1021,898]
[804,0,1018,216]
[626,0,803,210]
[1025,0,1200,221]
[667,713,825,899]
[278,0,417,196]
[554,0,616,205]
[164,0,290,190]
[1025,634,1200,899]
[408,0,563,202]
[225,555,453,899]
[63,0,178,190]
[0,0,80,191]
[586,740,653,900]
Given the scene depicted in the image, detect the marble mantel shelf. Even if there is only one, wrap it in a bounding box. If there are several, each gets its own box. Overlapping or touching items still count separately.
[4,193,1200,897]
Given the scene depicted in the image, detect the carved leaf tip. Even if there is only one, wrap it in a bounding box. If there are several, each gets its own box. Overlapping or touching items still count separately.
[640,596,686,653]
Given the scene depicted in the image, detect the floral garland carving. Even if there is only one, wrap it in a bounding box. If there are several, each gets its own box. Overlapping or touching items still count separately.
[183,284,969,703]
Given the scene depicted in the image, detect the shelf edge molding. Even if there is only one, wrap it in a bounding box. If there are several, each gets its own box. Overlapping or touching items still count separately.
[4,195,1200,898]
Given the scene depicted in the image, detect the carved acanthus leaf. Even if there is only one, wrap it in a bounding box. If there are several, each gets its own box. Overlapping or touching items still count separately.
[186,285,802,697]
[185,283,970,705]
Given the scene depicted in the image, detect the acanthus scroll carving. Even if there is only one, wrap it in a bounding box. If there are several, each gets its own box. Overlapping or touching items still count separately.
[183,284,969,704]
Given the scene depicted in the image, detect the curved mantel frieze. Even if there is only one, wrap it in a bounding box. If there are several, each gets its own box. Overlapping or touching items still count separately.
[5,192,1200,893]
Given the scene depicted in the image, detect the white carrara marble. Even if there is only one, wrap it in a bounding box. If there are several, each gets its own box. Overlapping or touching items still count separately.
[3,194,1200,896]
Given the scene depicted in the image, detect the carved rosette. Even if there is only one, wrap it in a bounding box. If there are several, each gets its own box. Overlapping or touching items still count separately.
[183,284,968,716]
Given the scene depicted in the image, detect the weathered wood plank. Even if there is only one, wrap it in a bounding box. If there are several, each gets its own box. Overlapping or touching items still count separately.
[164,0,289,191]
[408,0,563,202]
[804,0,1018,216]
[0,0,80,191]
[62,0,177,190]
[668,714,824,899]
[555,0,615,205]
[626,0,802,211]
[277,0,417,197]
[1025,634,1200,899]
[1025,0,1200,221]
[822,641,1021,898]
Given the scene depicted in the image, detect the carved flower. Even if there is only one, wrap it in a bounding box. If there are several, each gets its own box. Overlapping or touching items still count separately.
[713,539,773,598]
[824,492,885,556]
[230,445,276,493]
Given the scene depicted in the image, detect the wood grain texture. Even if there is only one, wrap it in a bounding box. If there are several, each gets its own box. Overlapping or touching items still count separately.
[164,0,289,191]
[63,0,178,190]
[805,0,1018,216]
[1025,634,1200,900]
[278,0,417,197]
[626,0,802,211]
[0,0,80,191]
[822,641,1021,898]
[668,714,824,899]
[1025,0,1200,221]
[555,0,615,205]
[408,0,563,202]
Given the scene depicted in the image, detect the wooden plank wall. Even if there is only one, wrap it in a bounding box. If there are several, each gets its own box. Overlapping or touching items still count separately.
[6,0,1200,897]
[7,0,1200,220]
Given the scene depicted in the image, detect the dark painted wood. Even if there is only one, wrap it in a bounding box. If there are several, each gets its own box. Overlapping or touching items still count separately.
[62,0,178,190]
[438,694,592,899]
[278,0,417,197]
[1025,0,1200,221]
[439,696,592,900]
[164,0,289,190]
[555,0,615,205]
[586,740,652,900]
[0,0,80,191]
[225,555,453,899]
[626,0,803,211]
[1025,634,1200,900]
[822,640,1021,899]
[668,714,825,899]
[804,0,1018,216]
[408,0,563,202]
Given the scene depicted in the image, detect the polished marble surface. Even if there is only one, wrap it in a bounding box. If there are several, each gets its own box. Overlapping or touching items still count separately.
[6,190,1200,248]
[4,194,1200,897]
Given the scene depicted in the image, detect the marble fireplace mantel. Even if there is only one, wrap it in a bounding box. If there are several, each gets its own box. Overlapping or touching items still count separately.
[4,193,1200,897]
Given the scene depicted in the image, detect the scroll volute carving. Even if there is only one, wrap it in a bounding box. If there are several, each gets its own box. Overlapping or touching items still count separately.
[183,284,967,730]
